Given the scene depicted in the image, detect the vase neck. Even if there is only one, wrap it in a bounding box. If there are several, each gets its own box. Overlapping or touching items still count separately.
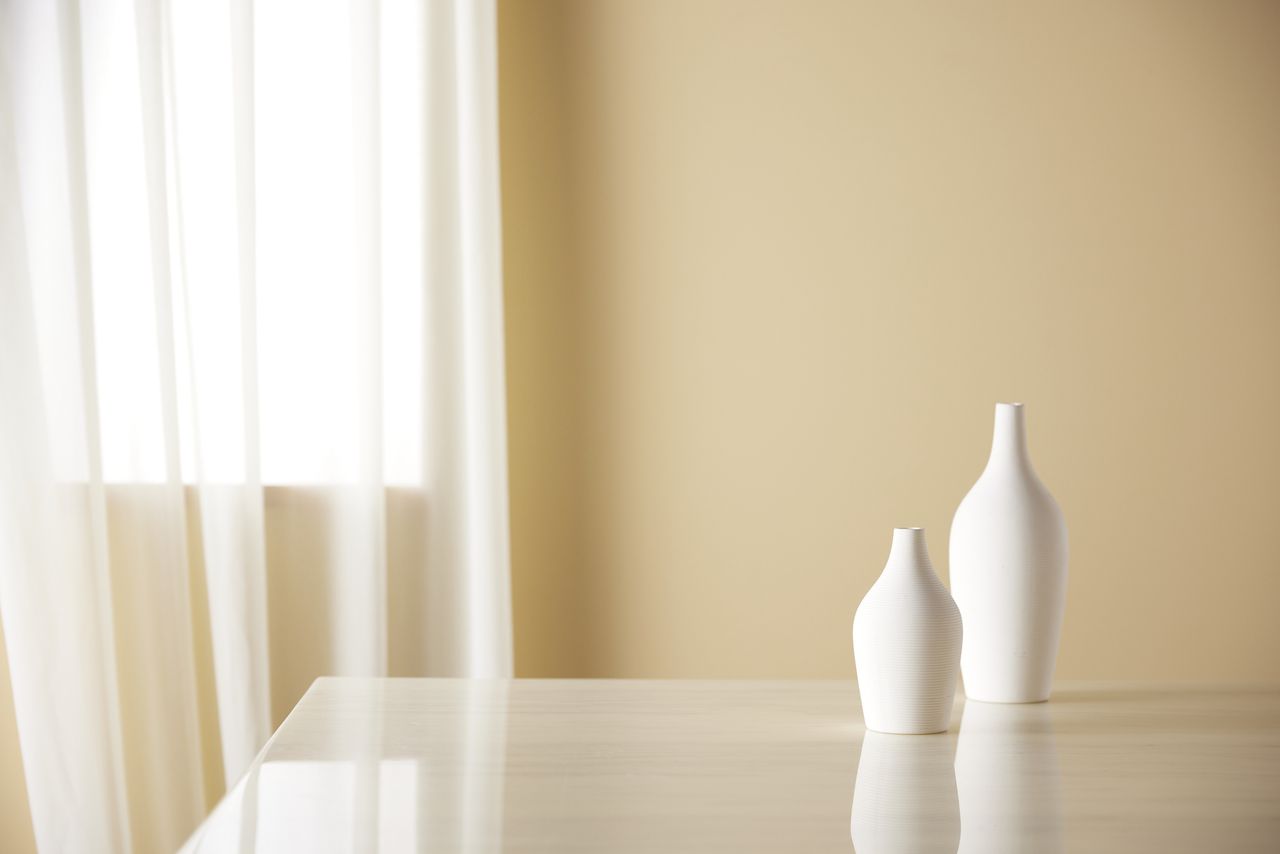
[986,402,1032,472]
[883,527,934,579]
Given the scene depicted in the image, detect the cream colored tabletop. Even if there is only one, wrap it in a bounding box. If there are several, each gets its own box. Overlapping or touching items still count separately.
[179,679,1280,853]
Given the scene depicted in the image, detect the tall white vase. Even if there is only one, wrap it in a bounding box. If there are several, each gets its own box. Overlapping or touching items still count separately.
[950,402,1068,703]
[853,528,962,734]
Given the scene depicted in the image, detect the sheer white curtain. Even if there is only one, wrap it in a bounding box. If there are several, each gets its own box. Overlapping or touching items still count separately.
[0,0,512,851]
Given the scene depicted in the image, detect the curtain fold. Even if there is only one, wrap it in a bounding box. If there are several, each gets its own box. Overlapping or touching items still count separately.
[0,0,512,851]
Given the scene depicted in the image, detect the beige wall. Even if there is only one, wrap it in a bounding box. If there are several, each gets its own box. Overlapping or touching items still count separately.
[500,0,1280,680]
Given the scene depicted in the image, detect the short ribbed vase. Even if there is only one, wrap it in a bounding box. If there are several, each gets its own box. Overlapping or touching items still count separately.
[853,528,963,734]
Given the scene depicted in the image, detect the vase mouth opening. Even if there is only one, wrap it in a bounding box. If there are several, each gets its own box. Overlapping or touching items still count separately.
[893,526,924,532]
[997,401,1024,408]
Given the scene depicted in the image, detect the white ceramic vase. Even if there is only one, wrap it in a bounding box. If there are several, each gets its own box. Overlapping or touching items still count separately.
[853,527,963,734]
[950,402,1068,704]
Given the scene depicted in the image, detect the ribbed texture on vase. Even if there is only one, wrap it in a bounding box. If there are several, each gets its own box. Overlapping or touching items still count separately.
[856,606,963,733]
[853,529,963,735]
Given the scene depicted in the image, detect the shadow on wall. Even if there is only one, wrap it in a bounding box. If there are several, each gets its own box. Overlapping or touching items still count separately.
[497,0,595,676]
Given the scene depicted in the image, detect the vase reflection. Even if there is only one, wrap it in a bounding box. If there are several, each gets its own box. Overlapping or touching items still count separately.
[850,699,1065,854]
[850,730,960,853]
[954,699,1064,854]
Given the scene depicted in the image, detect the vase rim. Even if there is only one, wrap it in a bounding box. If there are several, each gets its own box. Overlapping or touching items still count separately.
[997,401,1024,408]
[893,526,924,532]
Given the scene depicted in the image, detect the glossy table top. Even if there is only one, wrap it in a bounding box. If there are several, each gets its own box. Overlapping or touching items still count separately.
[179,679,1280,853]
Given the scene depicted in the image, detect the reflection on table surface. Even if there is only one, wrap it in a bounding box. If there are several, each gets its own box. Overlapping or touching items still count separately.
[851,730,959,853]
[850,700,1065,854]
[182,680,508,854]
[954,700,1063,854]
[180,680,1280,853]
